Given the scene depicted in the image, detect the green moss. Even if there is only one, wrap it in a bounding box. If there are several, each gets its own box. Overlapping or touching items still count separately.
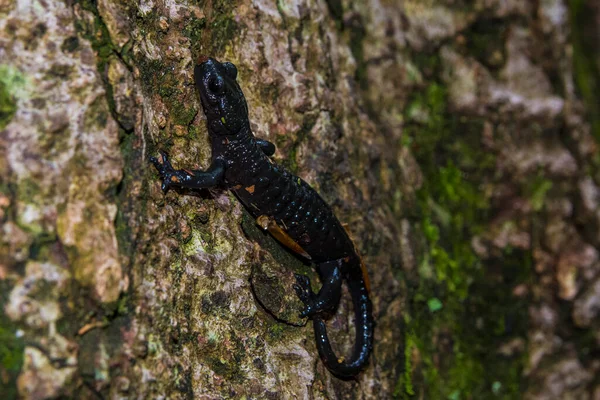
[27,232,58,261]
[100,292,131,319]
[146,333,162,356]
[0,281,24,399]
[169,97,198,127]
[394,329,416,398]
[137,56,197,129]
[267,323,285,340]
[427,297,442,312]
[400,83,529,399]
[183,0,239,59]
[112,121,143,318]
[200,330,246,382]
[183,17,207,56]
[0,79,16,130]
[406,252,529,399]
[74,0,116,71]
[526,175,553,212]
[14,179,46,235]
[173,364,193,395]
[205,355,239,379]
[0,65,27,95]
[183,17,207,41]
[0,64,27,130]
[73,0,130,132]
[138,58,165,92]
[210,15,239,54]
[0,322,23,370]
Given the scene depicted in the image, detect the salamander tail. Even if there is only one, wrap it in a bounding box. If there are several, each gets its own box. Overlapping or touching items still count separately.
[312,260,374,379]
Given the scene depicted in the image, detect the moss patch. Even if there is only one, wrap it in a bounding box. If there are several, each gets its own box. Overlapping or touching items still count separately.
[0,281,25,399]
[73,0,133,132]
[210,15,238,54]
[0,79,16,130]
[136,55,198,130]
[0,64,27,130]
[182,17,207,56]
[200,330,246,382]
[74,0,117,70]
[398,82,529,399]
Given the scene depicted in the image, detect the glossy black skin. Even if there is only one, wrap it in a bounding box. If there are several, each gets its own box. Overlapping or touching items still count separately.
[150,57,373,379]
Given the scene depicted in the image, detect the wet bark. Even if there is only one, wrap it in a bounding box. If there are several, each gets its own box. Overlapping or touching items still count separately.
[1,0,599,399]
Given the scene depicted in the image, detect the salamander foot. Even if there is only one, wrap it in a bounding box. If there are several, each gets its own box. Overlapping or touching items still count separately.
[293,267,341,319]
[149,150,177,193]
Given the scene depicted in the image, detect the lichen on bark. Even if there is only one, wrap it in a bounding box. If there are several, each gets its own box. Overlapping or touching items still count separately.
[1,0,600,399]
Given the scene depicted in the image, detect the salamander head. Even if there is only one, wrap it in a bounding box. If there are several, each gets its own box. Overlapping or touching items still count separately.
[195,56,248,136]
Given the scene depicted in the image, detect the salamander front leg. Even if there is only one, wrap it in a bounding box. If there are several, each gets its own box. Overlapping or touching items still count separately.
[150,150,225,192]
[256,139,276,156]
[293,259,343,318]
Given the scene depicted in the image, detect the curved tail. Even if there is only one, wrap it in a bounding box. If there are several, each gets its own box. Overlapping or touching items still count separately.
[312,258,374,379]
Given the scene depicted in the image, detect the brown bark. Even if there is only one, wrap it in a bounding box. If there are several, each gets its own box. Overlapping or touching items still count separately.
[0,0,599,399]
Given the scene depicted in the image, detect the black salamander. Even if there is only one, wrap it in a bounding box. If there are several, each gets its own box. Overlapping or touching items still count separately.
[150,56,373,379]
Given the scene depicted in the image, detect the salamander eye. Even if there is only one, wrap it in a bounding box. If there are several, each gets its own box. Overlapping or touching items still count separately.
[222,62,238,80]
[208,75,224,94]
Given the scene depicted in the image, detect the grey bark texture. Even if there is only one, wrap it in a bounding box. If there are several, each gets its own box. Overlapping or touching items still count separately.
[1,0,599,399]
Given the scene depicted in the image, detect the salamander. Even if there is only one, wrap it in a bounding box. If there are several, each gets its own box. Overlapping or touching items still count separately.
[150,56,373,379]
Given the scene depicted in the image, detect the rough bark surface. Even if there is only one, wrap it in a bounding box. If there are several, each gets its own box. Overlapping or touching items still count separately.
[1,0,599,399]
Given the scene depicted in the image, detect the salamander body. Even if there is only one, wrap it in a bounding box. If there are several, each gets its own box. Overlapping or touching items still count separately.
[151,56,373,379]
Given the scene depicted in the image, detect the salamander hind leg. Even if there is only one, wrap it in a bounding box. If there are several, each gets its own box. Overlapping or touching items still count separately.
[293,259,343,318]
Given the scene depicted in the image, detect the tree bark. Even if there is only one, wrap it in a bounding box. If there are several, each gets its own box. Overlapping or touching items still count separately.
[1,0,599,399]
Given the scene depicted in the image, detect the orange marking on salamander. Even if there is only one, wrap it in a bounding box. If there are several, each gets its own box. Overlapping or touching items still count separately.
[245,185,255,194]
[256,215,311,260]
[359,256,371,294]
